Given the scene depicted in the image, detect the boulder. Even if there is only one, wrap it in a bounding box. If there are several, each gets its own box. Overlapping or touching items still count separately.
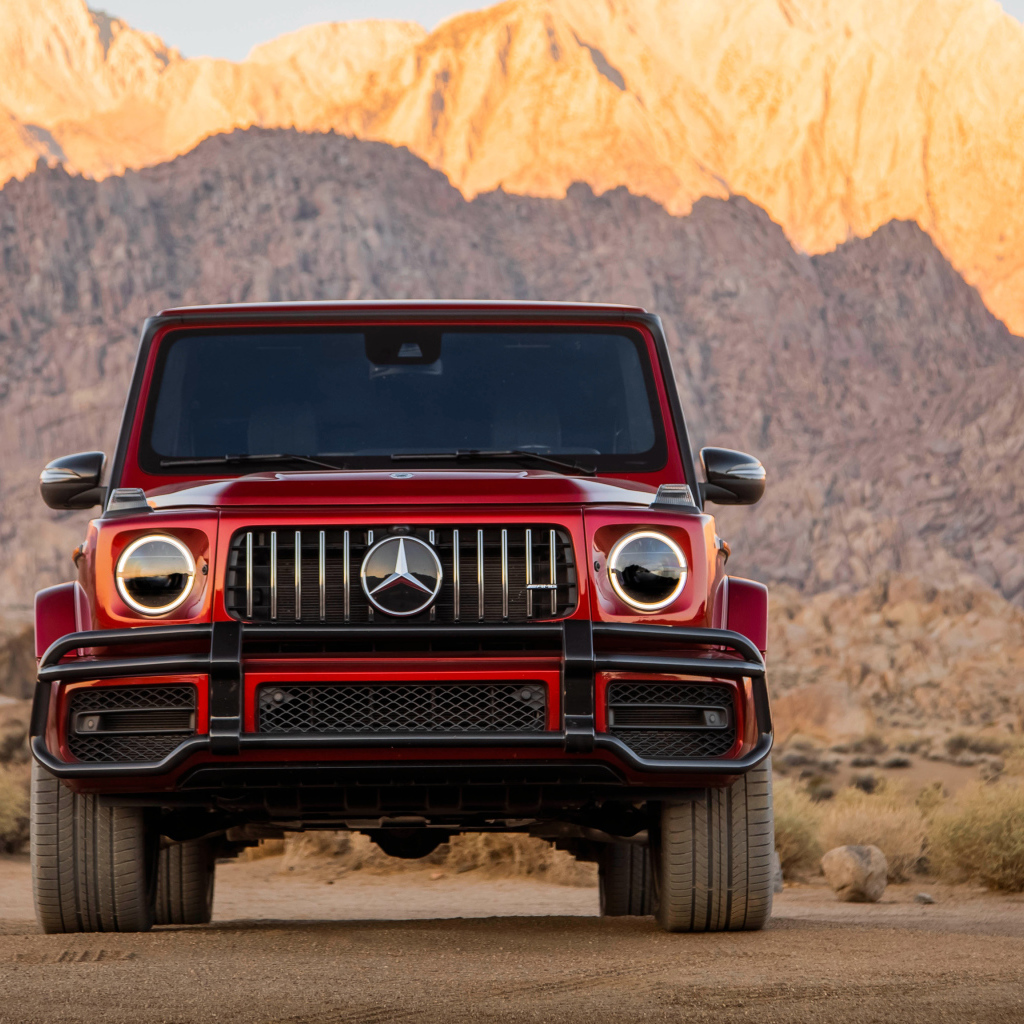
[821,845,888,902]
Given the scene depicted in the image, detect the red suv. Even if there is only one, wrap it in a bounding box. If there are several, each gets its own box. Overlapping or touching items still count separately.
[30,301,772,933]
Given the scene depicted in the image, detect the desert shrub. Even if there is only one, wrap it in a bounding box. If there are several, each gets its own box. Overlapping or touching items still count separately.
[850,734,889,756]
[0,763,29,852]
[945,733,1010,758]
[0,720,27,763]
[772,776,823,876]
[818,784,925,882]
[928,782,1024,892]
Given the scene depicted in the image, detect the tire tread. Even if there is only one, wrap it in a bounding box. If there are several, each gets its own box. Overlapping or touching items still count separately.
[656,759,774,933]
[31,762,154,933]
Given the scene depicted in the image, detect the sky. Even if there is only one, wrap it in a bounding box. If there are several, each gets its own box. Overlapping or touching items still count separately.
[102,2,474,60]
[104,0,1024,62]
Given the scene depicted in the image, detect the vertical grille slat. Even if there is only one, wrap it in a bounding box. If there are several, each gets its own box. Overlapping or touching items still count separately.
[294,530,302,621]
[453,528,461,622]
[525,528,533,618]
[245,531,253,619]
[501,529,509,620]
[549,529,557,616]
[318,530,326,621]
[270,531,278,620]
[343,530,351,623]
[226,524,576,625]
[476,529,485,622]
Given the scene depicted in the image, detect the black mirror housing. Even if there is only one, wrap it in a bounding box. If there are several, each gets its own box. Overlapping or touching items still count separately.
[699,447,765,505]
[40,452,107,510]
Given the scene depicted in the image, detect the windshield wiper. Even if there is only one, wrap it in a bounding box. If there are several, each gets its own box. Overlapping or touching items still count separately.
[159,453,346,471]
[390,449,596,476]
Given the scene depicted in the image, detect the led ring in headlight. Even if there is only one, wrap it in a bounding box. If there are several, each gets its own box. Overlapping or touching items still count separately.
[608,530,687,612]
[116,534,196,615]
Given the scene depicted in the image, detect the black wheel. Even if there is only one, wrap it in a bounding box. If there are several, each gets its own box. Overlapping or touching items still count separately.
[154,838,216,925]
[654,758,774,932]
[30,762,156,933]
[599,842,652,916]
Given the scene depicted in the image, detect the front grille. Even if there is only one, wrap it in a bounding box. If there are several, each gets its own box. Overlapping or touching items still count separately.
[257,682,549,734]
[67,685,196,763]
[606,682,737,760]
[226,525,576,624]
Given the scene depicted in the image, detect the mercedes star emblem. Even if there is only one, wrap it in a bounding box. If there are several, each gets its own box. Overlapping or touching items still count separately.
[360,536,443,617]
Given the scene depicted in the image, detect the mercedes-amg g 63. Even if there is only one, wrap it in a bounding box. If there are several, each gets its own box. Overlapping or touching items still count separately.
[31,301,772,932]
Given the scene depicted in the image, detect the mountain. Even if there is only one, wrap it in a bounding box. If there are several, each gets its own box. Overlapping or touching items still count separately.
[0,127,1020,622]
[0,0,1022,336]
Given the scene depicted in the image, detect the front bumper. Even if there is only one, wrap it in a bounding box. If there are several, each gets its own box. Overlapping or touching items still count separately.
[31,621,772,780]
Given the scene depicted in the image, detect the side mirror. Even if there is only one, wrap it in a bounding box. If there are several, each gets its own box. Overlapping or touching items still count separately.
[699,447,765,505]
[40,452,107,510]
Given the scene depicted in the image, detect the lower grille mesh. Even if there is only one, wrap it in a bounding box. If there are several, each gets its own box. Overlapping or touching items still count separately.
[612,728,736,759]
[606,681,737,760]
[258,682,548,734]
[67,685,196,763]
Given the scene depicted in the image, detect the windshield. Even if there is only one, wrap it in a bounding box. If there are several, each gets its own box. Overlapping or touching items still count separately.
[140,327,666,474]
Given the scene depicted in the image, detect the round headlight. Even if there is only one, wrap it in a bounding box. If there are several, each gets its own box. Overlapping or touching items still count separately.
[608,530,687,612]
[115,535,196,615]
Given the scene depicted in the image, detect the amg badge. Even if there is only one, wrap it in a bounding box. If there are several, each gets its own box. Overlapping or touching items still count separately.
[360,536,443,616]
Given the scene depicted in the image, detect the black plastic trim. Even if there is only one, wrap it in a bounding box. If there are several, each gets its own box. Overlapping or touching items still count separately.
[30,620,771,779]
[562,619,595,752]
[646,314,703,511]
[209,621,243,755]
[243,624,565,642]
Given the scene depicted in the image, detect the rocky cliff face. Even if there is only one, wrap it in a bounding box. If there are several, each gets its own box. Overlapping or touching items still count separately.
[770,576,1024,738]
[0,0,1021,336]
[0,129,1020,632]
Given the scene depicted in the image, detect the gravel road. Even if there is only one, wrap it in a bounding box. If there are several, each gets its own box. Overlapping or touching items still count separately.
[1,855,1022,1023]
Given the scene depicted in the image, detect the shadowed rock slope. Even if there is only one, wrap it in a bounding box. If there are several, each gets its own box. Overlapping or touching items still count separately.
[0,129,1020,638]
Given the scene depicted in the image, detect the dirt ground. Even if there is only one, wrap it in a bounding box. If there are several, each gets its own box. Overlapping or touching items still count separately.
[1,854,1022,1023]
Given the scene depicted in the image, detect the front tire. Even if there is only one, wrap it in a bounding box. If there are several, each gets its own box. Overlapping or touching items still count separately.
[655,759,774,932]
[30,762,156,933]
[599,842,652,916]
[154,839,216,925]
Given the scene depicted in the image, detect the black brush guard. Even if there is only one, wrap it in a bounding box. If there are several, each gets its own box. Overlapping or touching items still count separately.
[31,621,772,779]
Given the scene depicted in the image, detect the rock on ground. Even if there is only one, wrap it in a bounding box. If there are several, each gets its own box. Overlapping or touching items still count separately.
[822,844,888,903]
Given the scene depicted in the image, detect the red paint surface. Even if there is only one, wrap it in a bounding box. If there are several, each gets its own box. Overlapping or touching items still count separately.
[35,583,81,658]
[726,577,769,654]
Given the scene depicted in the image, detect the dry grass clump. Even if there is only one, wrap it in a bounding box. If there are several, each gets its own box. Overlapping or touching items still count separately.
[265,830,596,886]
[772,776,823,876]
[0,763,29,852]
[928,782,1024,891]
[818,784,925,882]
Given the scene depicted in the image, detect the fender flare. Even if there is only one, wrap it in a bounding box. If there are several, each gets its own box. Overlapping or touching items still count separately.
[34,582,91,659]
[715,576,768,655]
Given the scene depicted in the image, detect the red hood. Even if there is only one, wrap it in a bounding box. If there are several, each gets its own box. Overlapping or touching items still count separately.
[145,470,659,509]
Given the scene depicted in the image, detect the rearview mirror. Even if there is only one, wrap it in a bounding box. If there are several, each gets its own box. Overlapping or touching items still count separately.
[699,447,765,505]
[40,452,107,510]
